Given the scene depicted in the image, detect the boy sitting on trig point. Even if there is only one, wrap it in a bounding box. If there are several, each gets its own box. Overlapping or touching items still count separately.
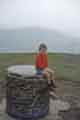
[35,43,56,91]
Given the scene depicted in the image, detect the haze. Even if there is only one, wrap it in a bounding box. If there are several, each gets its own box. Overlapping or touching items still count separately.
[0,0,80,53]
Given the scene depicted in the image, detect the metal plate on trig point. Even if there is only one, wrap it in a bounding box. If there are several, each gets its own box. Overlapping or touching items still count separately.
[7,65,36,77]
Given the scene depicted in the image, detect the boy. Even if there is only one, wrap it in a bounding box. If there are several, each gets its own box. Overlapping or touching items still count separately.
[35,43,56,89]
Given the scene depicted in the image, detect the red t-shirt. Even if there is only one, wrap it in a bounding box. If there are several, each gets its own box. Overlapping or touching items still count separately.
[35,53,48,69]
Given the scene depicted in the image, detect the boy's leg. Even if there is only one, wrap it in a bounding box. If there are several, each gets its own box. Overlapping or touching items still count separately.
[44,68,56,88]
[43,70,50,81]
[43,69,55,91]
[44,68,54,80]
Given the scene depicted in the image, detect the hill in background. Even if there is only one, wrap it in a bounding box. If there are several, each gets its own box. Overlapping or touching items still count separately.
[0,27,79,54]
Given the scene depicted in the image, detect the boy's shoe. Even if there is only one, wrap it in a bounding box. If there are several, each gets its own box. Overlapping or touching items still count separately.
[51,80,57,88]
[49,91,58,100]
[48,84,55,92]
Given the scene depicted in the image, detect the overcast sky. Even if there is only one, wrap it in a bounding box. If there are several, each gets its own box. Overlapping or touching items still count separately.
[0,0,80,37]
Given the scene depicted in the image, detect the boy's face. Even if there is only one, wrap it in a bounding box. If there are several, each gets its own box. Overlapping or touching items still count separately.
[39,48,47,53]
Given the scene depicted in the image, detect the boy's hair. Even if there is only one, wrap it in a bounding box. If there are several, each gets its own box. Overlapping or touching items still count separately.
[39,43,47,51]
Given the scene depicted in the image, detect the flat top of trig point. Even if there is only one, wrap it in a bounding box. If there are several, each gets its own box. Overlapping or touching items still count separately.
[7,65,38,77]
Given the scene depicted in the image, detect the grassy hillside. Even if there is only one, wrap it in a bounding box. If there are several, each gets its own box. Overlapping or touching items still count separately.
[0,53,79,81]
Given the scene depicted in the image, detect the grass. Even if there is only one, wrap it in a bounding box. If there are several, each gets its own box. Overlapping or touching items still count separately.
[0,53,79,81]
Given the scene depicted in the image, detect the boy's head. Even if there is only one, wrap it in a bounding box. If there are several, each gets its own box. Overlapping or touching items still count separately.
[39,43,47,53]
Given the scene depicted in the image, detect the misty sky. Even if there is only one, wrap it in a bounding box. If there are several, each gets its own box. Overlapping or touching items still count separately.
[0,0,80,37]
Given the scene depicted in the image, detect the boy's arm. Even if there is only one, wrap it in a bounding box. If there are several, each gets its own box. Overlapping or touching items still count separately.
[45,54,48,68]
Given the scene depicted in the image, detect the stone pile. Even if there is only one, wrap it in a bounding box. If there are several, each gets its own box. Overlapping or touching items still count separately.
[6,73,49,119]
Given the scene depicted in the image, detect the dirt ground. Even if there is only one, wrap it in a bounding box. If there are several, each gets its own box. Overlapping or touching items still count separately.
[0,80,80,120]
